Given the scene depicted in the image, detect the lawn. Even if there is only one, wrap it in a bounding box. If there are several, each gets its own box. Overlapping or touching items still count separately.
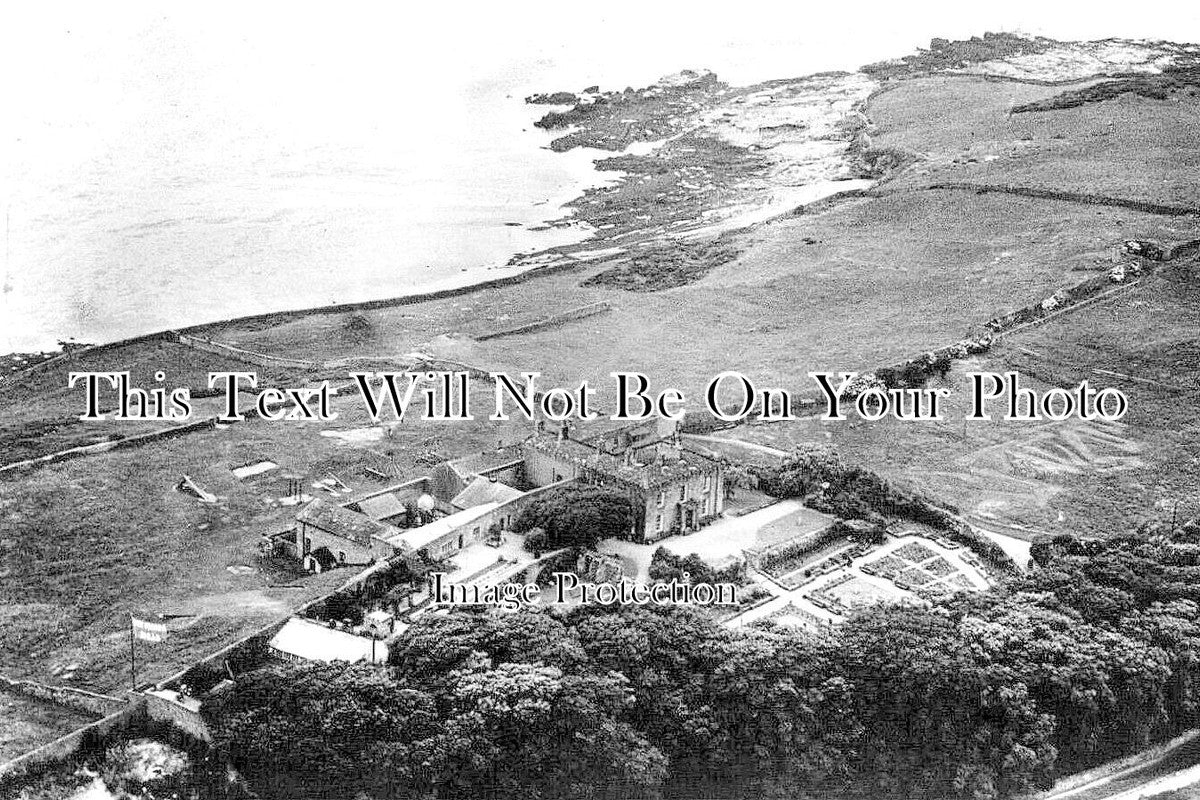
[756,506,839,549]
[0,689,96,763]
[730,274,1200,540]
[0,386,532,695]
[820,576,900,608]
[0,339,303,464]
[4,67,1197,708]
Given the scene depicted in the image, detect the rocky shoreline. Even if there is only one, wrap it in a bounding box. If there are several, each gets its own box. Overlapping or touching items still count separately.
[8,33,1195,370]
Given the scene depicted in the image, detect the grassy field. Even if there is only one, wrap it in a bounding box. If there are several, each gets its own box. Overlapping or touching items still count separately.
[4,67,1198,705]
[188,76,1200,418]
[190,184,1196,422]
[701,74,1200,540]
[874,75,1200,208]
[0,339,303,463]
[730,271,1200,540]
[0,386,532,694]
[0,689,96,763]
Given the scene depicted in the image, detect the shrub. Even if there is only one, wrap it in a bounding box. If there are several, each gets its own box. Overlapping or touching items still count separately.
[179,661,228,696]
[535,547,584,587]
[755,448,1016,572]
[649,547,745,586]
[525,527,550,555]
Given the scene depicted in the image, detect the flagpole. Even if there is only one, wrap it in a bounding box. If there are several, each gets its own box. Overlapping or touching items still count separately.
[129,614,136,691]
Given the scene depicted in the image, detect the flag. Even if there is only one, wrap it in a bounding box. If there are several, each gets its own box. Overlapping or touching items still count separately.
[131,615,168,643]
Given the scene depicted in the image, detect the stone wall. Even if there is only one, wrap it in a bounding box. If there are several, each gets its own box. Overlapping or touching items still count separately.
[0,701,142,779]
[175,333,320,370]
[0,418,217,475]
[142,691,213,743]
[474,301,612,341]
[0,675,126,717]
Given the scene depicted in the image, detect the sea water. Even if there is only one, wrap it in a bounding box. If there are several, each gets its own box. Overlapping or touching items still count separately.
[2,3,1193,352]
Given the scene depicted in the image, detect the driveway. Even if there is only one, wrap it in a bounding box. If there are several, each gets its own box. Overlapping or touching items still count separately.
[662,500,810,561]
[598,500,811,580]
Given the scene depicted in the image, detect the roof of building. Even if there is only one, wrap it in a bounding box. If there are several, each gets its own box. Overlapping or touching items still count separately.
[447,446,525,478]
[356,493,408,521]
[585,419,671,455]
[451,476,524,510]
[268,618,388,664]
[377,502,500,553]
[296,499,398,546]
[524,434,719,490]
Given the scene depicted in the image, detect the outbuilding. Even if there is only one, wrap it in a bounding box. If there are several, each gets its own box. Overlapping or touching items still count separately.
[268,618,388,664]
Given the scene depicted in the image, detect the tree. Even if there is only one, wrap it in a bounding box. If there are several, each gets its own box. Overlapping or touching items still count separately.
[524,527,549,556]
[958,591,1171,773]
[838,605,1057,799]
[568,605,742,778]
[649,546,744,585]
[694,629,861,796]
[206,525,1200,800]
[432,659,668,798]
[205,663,442,800]
[388,608,588,682]
[513,485,635,547]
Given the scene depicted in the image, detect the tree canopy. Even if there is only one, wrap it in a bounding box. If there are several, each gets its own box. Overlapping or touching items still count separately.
[206,523,1200,800]
[513,484,636,548]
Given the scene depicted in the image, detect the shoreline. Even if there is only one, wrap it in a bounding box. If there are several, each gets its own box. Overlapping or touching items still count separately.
[0,249,588,379]
[4,63,880,360]
[9,33,1186,368]
[7,30,1200,799]
[0,174,876,379]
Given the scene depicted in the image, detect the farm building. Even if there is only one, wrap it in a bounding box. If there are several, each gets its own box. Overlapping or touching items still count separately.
[294,498,401,566]
[345,476,439,526]
[451,476,524,511]
[373,502,503,561]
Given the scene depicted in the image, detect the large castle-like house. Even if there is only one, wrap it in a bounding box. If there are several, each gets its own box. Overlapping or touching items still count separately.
[521,421,725,543]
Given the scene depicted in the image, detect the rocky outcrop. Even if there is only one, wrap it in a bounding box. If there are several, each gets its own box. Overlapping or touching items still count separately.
[525,91,578,105]
[532,70,729,151]
[862,34,1194,83]
[580,237,742,291]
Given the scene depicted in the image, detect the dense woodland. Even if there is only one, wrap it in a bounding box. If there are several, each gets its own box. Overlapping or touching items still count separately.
[180,450,1200,799]
[202,513,1200,800]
